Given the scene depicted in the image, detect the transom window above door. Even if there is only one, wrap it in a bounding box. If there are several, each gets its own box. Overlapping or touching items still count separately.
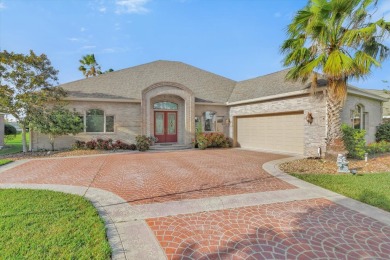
[153,102,178,110]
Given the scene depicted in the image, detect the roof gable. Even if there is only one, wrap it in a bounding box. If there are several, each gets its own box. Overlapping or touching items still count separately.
[62,60,236,103]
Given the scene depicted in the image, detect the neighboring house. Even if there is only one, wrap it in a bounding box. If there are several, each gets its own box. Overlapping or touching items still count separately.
[31,60,388,156]
[365,89,390,123]
[7,122,22,133]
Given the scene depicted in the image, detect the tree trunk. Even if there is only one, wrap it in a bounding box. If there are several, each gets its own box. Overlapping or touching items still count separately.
[21,125,28,153]
[325,79,347,158]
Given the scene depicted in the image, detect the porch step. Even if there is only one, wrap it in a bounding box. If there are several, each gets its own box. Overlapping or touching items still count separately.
[149,143,192,151]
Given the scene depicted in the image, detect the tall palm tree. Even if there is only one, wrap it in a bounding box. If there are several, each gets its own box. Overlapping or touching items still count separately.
[281,0,390,155]
[78,54,102,78]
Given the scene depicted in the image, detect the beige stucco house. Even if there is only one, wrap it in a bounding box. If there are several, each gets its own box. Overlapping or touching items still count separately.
[31,60,388,156]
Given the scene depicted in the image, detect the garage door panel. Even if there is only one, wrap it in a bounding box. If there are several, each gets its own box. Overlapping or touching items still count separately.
[236,113,304,154]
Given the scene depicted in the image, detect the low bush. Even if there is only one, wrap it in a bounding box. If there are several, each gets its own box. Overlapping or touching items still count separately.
[195,132,232,150]
[376,122,390,142]
[135,135,150,151]
[74,138,136,151]
[366,141,390,154]
[341,124,366,159]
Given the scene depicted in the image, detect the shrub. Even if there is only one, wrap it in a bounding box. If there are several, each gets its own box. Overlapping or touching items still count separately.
[135,135,150,151]
[341,124,366,159]
[74,139,136,151]
[195,132,232,150]
[196,133,209,150]
[376,122,390,142]
[366,141,390,154]
[74,140,86,149]
[86,140,97,150]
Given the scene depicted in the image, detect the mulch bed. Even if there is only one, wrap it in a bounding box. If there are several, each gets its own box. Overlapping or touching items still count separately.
[0,149,126,161]
[280,153,390,174]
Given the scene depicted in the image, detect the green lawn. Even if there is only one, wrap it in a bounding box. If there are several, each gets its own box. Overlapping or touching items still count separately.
[292,173,390,212]
[0,159,13,166]
[0,133,29,155]
[0,189,111,259]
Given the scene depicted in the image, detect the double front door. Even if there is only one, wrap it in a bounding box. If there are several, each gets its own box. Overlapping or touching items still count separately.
[154,111,177,143]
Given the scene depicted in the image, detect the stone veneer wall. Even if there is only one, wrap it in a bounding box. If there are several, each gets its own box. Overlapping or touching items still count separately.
[32,100,141,151]
[341,94,383,143]
[228,93,327,157]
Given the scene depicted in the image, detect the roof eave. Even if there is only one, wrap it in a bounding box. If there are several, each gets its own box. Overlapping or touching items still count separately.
[347,87,389,102]
[226,88,324,106]
[64,97,141,103]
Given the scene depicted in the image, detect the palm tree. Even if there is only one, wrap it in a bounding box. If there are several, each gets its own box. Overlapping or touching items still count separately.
[78,54,102,78]
[281,0,390,155]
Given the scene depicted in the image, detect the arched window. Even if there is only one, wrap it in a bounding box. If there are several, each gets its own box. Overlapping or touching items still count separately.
[153,102,178,110]
[352,104,367,130]
[86,109,114,132]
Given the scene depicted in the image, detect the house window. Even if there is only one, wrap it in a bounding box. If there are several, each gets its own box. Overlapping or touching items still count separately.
[153,102,178,110]
[195,116,202,133]
[85,109,114,133]
[351,105,367,130]
[204,111,216,131]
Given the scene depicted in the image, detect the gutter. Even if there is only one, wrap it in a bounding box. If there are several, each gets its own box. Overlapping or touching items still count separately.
[347,87,389,102]
[64,97,141,103]
[226,89,315,106]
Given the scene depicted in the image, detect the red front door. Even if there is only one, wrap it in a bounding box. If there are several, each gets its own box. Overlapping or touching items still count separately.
[154,111,177,143]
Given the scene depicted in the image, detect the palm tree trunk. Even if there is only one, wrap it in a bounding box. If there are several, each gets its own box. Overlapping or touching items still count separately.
[325,79,347,157]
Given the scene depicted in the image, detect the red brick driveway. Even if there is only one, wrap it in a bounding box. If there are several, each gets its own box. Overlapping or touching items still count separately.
[0,149,292,204]
[1,149,389,259]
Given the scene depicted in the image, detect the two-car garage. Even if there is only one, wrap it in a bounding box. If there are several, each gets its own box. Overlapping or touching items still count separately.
[235,112,304,155]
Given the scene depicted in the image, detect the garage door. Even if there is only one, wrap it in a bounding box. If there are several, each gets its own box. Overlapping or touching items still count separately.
[236,112,304,154]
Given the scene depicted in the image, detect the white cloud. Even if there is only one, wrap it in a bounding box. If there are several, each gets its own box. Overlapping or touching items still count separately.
[99,6,107,13]
[80,27,86,32]
[68,37,80,42]
[115,0,150,14]
[81,45,96,49]
[0,2,6,9]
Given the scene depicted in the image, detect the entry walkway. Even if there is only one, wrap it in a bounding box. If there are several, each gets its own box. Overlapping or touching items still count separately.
[0,150,389,259]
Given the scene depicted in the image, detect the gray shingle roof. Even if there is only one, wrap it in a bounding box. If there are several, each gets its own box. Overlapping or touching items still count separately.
[62,60,236,103]
[228,69,327,103]
[61,60,387,105]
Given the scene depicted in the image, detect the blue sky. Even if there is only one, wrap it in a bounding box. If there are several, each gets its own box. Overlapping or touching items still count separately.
[0,0,389,90]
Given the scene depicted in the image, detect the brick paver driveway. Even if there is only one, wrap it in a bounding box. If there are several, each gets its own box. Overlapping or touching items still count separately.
[1,149,390,259]
[0,149,292,204]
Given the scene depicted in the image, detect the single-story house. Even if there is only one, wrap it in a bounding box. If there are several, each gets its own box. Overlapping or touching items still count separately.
[31,60,388,156]
[366,89,390,123]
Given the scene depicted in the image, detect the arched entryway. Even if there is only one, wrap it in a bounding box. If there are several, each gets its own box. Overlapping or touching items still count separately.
[141,82,195,146]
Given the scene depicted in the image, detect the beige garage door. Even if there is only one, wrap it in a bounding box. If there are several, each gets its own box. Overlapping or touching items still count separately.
[236,112,304,154]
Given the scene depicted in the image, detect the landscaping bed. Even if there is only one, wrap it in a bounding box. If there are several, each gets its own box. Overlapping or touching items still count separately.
[0,149,129,161]
[280,153,390,174]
